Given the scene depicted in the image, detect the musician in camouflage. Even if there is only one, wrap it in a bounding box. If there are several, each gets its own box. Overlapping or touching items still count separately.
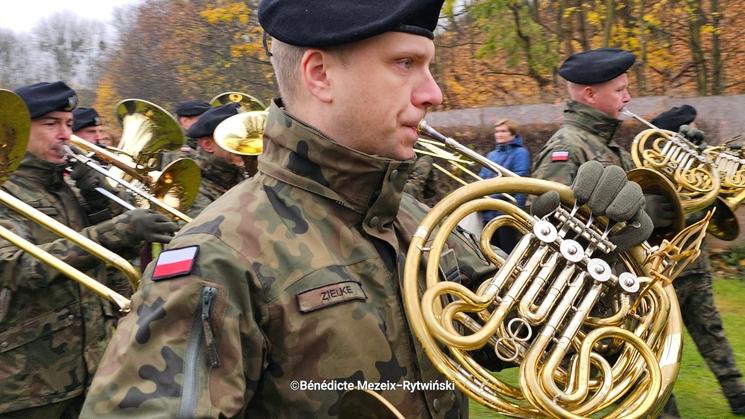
[185,103,249,218]
[0,81,179,418]
[80,4,653,418]
[651,106,745,417]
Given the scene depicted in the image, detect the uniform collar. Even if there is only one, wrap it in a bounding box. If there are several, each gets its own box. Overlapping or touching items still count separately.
[196,149,245,190]
[564,100,621,144]
[258,99,414,226]
[11,153,67,188]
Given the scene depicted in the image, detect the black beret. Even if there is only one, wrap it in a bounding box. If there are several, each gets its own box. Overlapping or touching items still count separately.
[174,100,211,117]
[559,48,636,85]
[186,103,241,139]
[72,107,102,132]
[14,81,77,119]
[259,0,445,47]
[650,105,697,132]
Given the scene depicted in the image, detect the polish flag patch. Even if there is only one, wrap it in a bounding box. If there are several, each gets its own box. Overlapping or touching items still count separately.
[152,246,199,281]
[551,151,569,162]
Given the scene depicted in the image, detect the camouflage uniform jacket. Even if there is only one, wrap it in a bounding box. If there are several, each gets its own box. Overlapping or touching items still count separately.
[187,149,246,218]
[532,100,634,185]
[82,99,494,418]
[0,154,128,413]
[403,154,437,200]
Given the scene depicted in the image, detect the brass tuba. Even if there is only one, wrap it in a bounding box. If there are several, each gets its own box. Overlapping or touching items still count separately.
[703,140,745,240]
[210,91,266,112]
[69,99,200,223]
[0,90,136,312]
[398,121,710,418]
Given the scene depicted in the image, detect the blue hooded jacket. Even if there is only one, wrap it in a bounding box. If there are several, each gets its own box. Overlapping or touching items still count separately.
[479,135,531,223]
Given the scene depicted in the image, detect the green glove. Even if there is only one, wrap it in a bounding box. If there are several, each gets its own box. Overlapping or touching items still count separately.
[532,161,652,252]
[679,124,705,146]
[92,209,180,252]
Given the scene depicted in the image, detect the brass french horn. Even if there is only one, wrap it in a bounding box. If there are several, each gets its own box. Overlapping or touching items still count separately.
[703,140,745,240]
[396,121,710,418]
[0,90,136,311]
[622,109,728,239]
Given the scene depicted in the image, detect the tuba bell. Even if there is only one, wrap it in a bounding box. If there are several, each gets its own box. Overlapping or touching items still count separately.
[213,110,267,177]
[395,122,711,418]
[209,91,266,112]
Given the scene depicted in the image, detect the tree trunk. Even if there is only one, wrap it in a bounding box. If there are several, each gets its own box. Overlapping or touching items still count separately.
[636,0,648,94]
[603,0,616,47]
[711,0,723,94]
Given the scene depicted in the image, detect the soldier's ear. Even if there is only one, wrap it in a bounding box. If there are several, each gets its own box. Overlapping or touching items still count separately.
[301,49,333,104]
[198,137,216,153]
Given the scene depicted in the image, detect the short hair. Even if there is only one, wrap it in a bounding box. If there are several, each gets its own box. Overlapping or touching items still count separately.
[270,38,307,105]
[494,118,518,136]
[270,37,351,106]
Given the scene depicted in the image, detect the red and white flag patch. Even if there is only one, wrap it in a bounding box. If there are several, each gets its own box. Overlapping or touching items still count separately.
[152,246,199,280]
[551,151,569,162]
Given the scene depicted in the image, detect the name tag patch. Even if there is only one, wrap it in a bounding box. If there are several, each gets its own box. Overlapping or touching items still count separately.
[152,246,199,280]
[296,281,367,313]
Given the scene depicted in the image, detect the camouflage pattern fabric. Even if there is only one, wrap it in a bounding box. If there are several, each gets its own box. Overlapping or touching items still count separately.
[187,149,246,218]
[81,99,495,418]
[0,154,134,414]
[403,154,437,200]
[531,100,635,186]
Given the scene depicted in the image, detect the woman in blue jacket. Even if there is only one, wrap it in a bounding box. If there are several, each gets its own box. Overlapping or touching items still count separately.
[479,118,531,252]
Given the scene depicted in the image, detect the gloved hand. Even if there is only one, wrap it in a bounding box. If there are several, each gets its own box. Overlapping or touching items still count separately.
[104,209,180,247]
[120,209,180,243]
[679,124,705,146]
[644,194,675,228]
[532,161,653,252]
[70,163,111,212]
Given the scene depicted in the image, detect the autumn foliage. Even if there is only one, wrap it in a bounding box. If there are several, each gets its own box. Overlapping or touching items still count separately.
[86,0,745,118]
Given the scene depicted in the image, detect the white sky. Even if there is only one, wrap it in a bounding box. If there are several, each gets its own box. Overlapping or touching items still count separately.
[0,0,143,33]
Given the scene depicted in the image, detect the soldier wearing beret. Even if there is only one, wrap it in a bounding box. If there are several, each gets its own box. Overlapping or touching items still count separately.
[174,99,211,131]
[532,48,675,231]
[650,105,745,417]
[81,3,653,418]
[73,107,106,146]
[0,81,180,418]
[161,100,213,169]
[185,102,251,218]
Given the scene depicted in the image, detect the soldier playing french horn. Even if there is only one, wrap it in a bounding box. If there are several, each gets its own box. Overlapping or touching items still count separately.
[80,2,655,418]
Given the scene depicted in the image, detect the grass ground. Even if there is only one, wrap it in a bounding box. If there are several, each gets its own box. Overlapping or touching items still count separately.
[469,276,745,418]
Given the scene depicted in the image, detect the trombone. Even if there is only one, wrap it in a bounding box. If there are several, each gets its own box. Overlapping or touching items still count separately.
[0,90,136,312]
[68,99,200,223]
[67,136,198,223]
[416,121,517,204]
